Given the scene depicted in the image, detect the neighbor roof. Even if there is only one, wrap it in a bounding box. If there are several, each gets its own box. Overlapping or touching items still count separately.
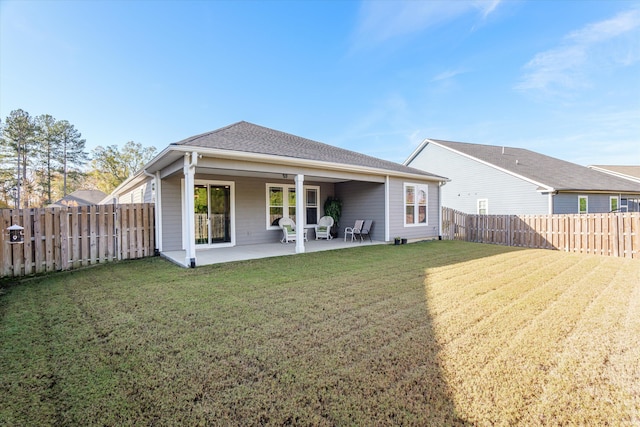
[172,121,446,180]
[408,139,640,193]
[588,165,640,183]
[49,189,108,207]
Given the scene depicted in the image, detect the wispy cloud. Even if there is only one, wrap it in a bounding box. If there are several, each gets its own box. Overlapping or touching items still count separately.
[431,68,468,82]
[352,0,502,49]
[516,9,640,95]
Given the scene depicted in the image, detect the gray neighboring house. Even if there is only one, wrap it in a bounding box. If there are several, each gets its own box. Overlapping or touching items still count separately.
[49,189,108,207]
[106,121,448,266]
[405,139,640,215]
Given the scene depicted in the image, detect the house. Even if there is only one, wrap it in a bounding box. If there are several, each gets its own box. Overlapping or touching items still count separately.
[49,189,108,207]
[405,139,640,215]
[106,121,448,267]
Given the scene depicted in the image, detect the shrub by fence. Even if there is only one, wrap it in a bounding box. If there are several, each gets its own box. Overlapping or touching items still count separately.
[442,207,640,259]
[1,204,155,278]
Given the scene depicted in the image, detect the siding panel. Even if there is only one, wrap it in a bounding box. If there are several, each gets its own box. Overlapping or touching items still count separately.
[336,181,385,241]
[409,143,549,214]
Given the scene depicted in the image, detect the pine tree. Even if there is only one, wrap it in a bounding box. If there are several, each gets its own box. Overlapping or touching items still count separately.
[56,120,88,196]
[0,109,36,208]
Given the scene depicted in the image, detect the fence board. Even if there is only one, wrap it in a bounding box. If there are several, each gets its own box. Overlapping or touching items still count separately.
[1,209,10,277]
[442,207,640,260]
[59,207,69,271]
[1,203,155,278]
[45,208,55,272]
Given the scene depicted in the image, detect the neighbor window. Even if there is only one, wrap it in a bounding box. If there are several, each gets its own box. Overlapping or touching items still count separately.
[579,195,588,214]
[404,183,428,226]
[266,183,320,228]
[477,199,488,215]
[610,196,619,212]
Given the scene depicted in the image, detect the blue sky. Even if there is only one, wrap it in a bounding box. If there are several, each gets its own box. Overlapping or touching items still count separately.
[1,0,639,167]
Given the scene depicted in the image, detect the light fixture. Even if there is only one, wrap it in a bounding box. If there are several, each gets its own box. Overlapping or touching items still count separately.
[282,174,288,179]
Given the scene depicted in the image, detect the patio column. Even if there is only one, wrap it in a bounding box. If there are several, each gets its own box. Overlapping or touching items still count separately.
[295,174,305,254]
[184,152,198,267]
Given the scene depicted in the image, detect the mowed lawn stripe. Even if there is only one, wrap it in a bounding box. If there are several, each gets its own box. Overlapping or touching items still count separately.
[469,256,614,423]
[422,248,536,309]
[428,250,589,347]
[525,259,640,425]
[435,253,637,425]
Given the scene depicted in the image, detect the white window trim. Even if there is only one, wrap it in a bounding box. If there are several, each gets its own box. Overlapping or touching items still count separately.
[477,198,489,215]
[182,179,236,249]
[578,195,588,214]
[403,182,429,227]
[610,196,619,212]
[266,183,320,229]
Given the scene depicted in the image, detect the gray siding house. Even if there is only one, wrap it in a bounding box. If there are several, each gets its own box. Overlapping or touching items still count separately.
[107,122,448,266]
[405,139,640,215]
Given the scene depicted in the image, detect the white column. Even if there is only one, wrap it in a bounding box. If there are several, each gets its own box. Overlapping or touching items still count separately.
[295,174,305,254]
[385,175,390,242]
[184,152,198,267]
[155,171,163,252]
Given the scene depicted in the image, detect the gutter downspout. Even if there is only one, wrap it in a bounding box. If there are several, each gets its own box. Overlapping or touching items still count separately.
[184,152,199,268]
[142,169,161,254]
[438,181,446,239]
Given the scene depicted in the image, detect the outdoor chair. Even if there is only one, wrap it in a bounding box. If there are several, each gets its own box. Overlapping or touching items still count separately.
[344,219,364,242]
[359,220,373,242]
[315,216,334,240]
[278,217,307,243]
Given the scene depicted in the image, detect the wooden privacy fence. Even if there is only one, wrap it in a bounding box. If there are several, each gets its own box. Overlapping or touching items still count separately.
[1,204,155,278]
[442,207,640,259]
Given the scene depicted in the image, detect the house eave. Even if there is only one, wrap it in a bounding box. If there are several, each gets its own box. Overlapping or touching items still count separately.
[145,145,448,183]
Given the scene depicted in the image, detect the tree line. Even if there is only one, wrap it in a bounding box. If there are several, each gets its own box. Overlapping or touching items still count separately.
[0,109,157,209]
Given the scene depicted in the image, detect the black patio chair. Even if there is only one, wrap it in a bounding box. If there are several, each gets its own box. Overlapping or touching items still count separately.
[358,220,373,242]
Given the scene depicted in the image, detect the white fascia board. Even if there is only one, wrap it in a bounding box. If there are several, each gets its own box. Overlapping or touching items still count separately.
[403,138,431,166]
[153,145,447,183]
[429,140,556,192]
[107,171,150,198]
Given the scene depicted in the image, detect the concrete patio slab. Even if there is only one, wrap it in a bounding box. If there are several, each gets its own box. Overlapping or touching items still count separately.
[162,238,384,267]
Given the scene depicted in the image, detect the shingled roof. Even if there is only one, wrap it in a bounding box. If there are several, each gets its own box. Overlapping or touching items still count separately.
[173,121,446,180]
[422,139,640,193]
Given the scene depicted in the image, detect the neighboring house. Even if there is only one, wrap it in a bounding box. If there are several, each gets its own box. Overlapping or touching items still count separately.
[405,139,640,215]
[49,189,107,207]
[588,165,640,185]
[106,121,448,267]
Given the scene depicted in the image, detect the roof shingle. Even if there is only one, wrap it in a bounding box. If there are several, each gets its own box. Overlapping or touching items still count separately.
[429,139,640,193]
[174,121,446,180]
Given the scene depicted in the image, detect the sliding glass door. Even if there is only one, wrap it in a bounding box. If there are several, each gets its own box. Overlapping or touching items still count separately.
[194,182,232,246]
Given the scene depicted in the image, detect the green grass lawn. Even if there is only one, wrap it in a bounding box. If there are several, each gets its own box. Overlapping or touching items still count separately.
[1,241,639,426]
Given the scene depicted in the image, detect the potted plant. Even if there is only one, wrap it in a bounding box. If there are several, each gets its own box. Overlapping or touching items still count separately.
[401,238,408,244]
[323,196,342,238]
[394,237,401,245]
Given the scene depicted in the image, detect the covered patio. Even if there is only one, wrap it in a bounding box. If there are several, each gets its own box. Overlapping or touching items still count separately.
[162,238,384,267]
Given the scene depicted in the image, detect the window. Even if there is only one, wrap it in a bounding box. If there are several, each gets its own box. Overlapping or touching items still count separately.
[404,183,428,226]
[268,186,284,226]
[578,195,588,214]
[610,196,619,212]
[306,188,318,225]
[266,183,320,228]
[477,199,488,215]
